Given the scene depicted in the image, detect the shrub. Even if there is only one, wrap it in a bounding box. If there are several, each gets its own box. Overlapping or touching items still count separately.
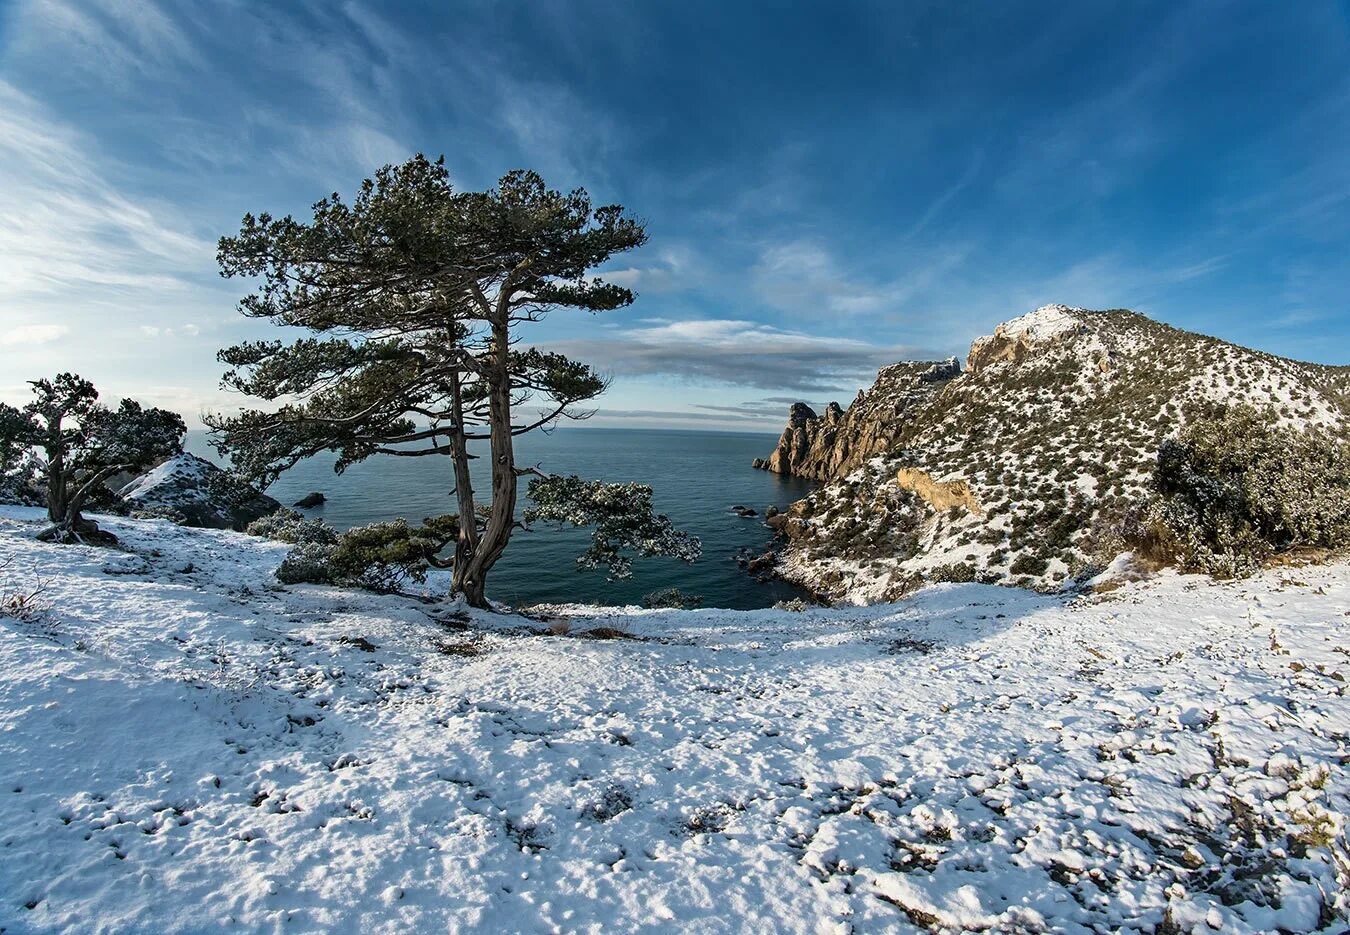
[1133,405,1350,577]
[275,541,339,585]
[247,508,339,546]
[1009,553,1049,576]
[931,562,977,583]
[641,587,702,609]
[273,515,459,593]
[0,557,50,622]
[326,516,458,592]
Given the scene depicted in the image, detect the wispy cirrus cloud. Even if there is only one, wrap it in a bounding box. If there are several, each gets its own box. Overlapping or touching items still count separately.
[750,238,971,318]
[0,81,213,299]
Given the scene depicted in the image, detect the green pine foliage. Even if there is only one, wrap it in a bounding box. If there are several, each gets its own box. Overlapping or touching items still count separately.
[1132,405,1350,577]
[524,475,702,580]
[0,374,185,543]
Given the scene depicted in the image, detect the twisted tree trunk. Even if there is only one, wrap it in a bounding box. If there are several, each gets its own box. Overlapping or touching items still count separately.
[455,318,517,608]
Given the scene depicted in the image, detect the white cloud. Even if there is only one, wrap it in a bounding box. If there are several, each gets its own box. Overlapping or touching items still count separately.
[0,323,69,346]
[552,318,924,393]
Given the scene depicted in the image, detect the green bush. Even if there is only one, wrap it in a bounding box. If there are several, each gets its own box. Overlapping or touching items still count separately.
[1133,405,1350,577]
[931,562,977,583]
[1009,553,1049,576]
[247,508,339,546]
[273,514,459,593]
[327,516,459,592]
[275,541,338,585]
[641,587,703,609]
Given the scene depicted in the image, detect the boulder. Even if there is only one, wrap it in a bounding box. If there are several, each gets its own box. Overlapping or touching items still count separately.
[119,453,280,531]
[731,505,758,517]
[746,551,777,576]
[294,491,326,508]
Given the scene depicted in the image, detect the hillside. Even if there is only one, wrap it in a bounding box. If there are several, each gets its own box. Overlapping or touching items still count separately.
[758,305,1350,603]
[1,507,1347,932]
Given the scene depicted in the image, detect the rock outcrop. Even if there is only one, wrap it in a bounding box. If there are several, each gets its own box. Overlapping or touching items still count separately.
[894,467,982,515]
[754,360,962,481]
[760,304,1350,603]
[120,453,280,531]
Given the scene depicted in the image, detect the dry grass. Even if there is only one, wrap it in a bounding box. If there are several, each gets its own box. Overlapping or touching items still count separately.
[0,556,51,623]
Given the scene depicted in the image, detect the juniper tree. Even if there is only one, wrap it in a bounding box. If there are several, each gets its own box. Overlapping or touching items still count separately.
[208,155,699,606]
[0,374,186,543]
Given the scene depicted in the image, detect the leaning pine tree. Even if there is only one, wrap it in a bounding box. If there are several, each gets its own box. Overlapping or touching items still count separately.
[207,155,699,606]
[0,374,185,544]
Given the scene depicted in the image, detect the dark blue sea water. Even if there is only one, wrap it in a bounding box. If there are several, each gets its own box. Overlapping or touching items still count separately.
[186,428,813,609]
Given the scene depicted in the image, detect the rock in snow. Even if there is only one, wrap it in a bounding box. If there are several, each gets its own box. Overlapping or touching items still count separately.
[0,506,1346,933]
[119,453,280,531]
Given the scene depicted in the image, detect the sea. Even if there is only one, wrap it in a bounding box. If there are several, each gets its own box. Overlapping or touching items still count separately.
[186,428,814,609]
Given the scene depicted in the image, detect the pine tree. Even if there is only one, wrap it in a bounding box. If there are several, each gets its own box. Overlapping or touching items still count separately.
[0,374,185,543]
[207,155,698,606]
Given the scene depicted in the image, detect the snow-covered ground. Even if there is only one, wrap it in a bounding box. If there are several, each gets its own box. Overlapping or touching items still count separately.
[1,507,1347,933]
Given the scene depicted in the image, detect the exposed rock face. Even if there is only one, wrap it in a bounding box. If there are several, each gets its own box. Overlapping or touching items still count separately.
[894,468,982,515]
[120,453,280,531]
[965,304,1089,373]
[754,360,962,481]
[762,304,1350,604]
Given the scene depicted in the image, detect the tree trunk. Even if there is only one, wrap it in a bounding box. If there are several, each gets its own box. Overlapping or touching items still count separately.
[39,464,122,545]
[44,430,67,525]
[448,368,481,599]
[457,320,517,608]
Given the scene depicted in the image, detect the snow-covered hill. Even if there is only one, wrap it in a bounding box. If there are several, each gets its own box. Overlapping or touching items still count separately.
[761,305,1350,602]
[1,507,1347,932]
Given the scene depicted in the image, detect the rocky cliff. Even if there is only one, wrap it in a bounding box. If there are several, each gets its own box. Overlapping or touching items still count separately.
[752,357,961,481]
[760,304,1350,603]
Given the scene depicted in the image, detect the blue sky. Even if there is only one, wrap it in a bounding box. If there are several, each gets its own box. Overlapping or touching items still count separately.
[1,1,1348,431]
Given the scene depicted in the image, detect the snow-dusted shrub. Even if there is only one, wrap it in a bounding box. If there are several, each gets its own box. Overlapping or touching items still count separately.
[325,516,458,592]
[274,516,458,593]
[0,462,43,507]
[641,587,702,609]
[247,508,339,546]
[1134,405,1350,577]
[275,541,339,586]
[931,561,976,583]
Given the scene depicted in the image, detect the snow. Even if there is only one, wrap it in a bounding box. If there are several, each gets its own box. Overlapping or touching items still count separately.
[1,506,1347,933]
[993,304,1088,342]
[117,452,214,500]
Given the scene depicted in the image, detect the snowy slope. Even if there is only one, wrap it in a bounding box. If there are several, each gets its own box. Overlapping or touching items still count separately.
[771,305,1350,602]
[1,508,1347,933]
